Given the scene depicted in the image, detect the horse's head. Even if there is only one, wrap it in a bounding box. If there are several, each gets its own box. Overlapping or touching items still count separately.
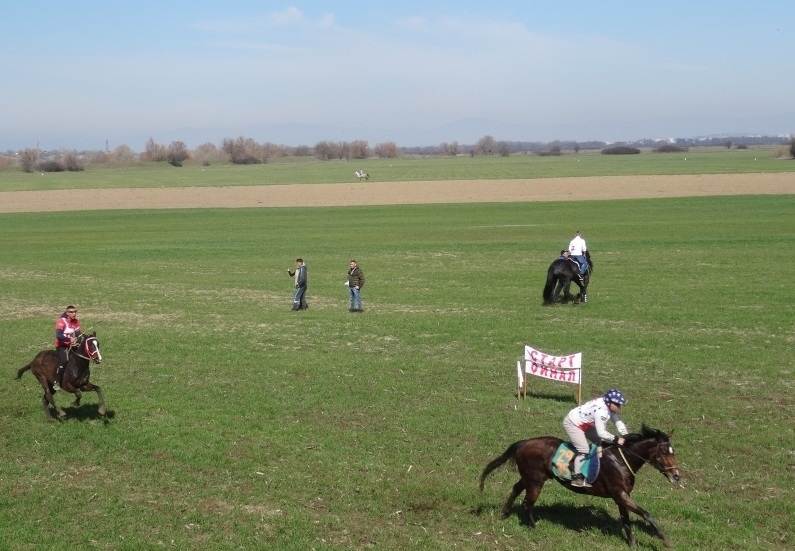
[639,424,680,483]
[80,331,103,364]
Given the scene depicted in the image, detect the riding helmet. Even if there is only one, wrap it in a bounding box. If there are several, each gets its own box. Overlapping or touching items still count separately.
[603,389,627,405]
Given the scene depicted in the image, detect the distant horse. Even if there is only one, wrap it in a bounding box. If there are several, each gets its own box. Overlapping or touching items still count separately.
[354,170,369,181]
[478,425,681,548]
[15,332,106,420]
[543,250,592,305]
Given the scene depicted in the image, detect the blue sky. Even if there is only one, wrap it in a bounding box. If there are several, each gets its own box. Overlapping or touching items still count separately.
[2,1,793,151]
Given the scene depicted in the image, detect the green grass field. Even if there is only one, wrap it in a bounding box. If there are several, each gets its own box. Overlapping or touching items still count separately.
[0,156,793,549]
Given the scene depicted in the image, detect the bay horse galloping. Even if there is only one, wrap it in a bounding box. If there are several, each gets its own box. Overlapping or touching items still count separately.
[479,425,681,548]
[16,332,106,420]
[543,250,592,305]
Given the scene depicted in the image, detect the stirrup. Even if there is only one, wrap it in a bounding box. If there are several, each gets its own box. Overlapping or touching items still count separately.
[570,473,590,487]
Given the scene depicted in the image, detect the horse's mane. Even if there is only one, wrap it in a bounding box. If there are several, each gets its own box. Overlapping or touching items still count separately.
[622,424,668,445]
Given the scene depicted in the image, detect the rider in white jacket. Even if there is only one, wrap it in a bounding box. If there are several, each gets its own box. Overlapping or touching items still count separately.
[568,230,588,280]
[563,389,629,487]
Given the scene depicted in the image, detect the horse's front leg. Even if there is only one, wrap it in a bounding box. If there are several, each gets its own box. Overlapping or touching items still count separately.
[81,383,106,416]
[616,503,636,547]
[572,279,584,299]
[617,494,672,548]
[562,280,577,302]
[71,389,83,408]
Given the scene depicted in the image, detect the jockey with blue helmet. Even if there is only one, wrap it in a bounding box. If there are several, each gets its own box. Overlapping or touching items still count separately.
[562,389,630,487]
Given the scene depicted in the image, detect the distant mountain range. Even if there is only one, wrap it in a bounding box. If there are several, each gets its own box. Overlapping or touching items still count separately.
[7,113,794,153]
[138,113,795,151]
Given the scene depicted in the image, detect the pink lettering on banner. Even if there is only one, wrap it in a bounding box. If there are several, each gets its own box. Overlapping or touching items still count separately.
[523,346,582,385]
[525,346,581,370]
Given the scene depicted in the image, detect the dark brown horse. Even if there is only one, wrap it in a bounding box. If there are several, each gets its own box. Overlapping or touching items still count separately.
[479,425,680,548]
[16,332,106,420]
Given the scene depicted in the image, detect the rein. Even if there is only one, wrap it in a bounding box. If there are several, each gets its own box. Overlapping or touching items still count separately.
[615,441,675,476]
[72,337,99,361]
[617,447,636,476]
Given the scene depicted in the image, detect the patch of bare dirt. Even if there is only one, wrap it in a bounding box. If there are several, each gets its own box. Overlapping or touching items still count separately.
[1,173,792,213]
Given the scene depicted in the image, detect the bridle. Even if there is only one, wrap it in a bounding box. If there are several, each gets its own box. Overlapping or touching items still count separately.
[72,336,102,362]
[615,440,677,477]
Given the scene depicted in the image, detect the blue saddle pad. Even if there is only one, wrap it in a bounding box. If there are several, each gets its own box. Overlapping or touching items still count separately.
[551,442,600,484]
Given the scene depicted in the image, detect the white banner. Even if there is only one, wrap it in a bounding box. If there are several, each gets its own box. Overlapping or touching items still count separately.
[520,345,582,385]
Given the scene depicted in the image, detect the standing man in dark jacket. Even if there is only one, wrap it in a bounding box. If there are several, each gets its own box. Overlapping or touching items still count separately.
[346,259,365,312]
[287,258,308,311]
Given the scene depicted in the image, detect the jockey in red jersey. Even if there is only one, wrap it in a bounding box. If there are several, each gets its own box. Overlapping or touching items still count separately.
[53,305,81,391]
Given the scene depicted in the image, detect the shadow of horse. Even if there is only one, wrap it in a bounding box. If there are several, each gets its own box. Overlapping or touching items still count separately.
[497,502,662,541]
[64,403,116,423]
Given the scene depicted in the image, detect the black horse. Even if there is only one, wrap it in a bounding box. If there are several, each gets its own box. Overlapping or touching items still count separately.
[543,250,592,305]
[16,331,106,420]
[478,425,681,548]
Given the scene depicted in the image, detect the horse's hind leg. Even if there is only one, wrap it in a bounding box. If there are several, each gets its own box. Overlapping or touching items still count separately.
[40,395,55,420]
[42,392,66,419]
[520,483,545,529]
[501,479,525,520]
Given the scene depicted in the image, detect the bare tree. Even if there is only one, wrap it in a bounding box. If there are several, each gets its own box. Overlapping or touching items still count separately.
[475,135,496,156]
[167,141,190,167]
[497,141,510,157]
[193,142,221,165]
[293,145,312,157]
[440,141,459,156]
[142,137,167,162]
[19,148,38,172]
[790,135,795,159]
[314,141,334,160]
[347,140,370,160]
[337,141,351,160]
[62,152,84,171]
[112,144,138,163]
[374,141,401,158]
[221,136,263,164]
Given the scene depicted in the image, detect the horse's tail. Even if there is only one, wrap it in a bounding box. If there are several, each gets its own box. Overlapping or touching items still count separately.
[479,440,528,491]
[15,363,32,380]
[543,265,557,304]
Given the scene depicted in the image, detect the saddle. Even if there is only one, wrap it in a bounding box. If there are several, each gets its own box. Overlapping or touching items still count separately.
[551,442,601,484]
[567,258,582,271]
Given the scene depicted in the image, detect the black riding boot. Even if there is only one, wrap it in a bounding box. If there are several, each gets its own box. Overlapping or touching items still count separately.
[54,365,64,391]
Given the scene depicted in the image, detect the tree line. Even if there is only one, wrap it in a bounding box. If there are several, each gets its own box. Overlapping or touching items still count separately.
[4,133,794,173]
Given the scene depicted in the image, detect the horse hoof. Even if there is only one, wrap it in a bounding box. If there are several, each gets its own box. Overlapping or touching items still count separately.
[98,407,106,416]
[57,411,67,418]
